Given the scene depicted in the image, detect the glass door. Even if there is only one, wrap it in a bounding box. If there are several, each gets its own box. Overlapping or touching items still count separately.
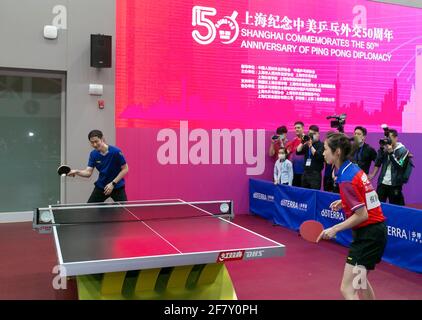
[0,69,65,212]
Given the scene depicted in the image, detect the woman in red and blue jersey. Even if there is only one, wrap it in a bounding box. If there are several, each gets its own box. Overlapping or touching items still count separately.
[318,133,387,300]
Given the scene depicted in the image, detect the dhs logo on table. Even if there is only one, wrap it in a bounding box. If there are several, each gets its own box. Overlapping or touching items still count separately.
[244,250,264,260]
[217,250,245,262]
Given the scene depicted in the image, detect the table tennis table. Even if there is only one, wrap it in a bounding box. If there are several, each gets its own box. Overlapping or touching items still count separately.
[33,199,285,300]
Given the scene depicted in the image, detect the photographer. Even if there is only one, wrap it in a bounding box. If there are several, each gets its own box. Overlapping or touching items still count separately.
[368,129,410,206]
[296,125,324,190]
[286,121,305,187]
[352,126,377,174]
[268,126,288,162]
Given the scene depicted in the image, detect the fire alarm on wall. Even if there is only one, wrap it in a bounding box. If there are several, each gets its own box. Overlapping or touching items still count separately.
[98,100,105,109]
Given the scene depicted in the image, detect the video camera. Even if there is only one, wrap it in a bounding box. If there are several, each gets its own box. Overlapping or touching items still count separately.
[326,114,346,133]
[379,124,393,147]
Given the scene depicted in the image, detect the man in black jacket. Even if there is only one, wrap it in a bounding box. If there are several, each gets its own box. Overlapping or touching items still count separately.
[352,126,377,174]
[296,125,324,190]
[369,129,410,205]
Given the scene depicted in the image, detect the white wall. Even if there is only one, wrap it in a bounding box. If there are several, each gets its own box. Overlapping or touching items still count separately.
[0,0,116,211]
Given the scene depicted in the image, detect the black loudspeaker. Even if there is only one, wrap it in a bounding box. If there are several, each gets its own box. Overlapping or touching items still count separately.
[90,34,112,68]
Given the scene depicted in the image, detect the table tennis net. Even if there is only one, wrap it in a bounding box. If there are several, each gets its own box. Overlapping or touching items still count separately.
[34,200,233,226]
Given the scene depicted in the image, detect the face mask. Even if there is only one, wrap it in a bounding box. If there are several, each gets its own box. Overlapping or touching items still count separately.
[278,154,286,160]
[280,134,286,140]
[355,137,363,145]
[312,136,318,142]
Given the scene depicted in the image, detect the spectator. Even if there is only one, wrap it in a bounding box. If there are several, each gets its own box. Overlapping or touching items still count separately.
[369,129,410,206]
[296,125,325,190]
[352,126,377,174]
[323,163,335,192]
[268,126,288,162]
[273,147,293,186]
[325,131,340,193]
[286,121,305,187]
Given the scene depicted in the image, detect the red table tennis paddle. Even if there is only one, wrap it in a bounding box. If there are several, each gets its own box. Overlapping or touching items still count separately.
[57,165,71,177]
[299,220,324,243]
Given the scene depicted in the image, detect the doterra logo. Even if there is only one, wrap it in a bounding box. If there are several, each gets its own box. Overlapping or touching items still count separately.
[280,199,308,211]
[387,225,408,240]
[320,208,344,221]
[252,192,274,202]
[387,224,422,243]
[192,6,239,45]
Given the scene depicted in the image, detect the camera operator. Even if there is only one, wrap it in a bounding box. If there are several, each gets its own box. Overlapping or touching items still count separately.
[268,126,288,162]
[286,121,305,187]
[351,126,377,174]
[368,129,410,206]
[296,125,325,190]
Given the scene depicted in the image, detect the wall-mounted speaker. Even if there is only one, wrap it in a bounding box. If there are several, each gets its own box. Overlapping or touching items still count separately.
[90,34,112,68]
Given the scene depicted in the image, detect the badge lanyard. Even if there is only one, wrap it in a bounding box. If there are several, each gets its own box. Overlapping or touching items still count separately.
[306,145,313,167]
[355,146,363,161]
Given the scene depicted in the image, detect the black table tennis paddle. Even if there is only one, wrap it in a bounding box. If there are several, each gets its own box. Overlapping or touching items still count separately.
[57,165,71,177]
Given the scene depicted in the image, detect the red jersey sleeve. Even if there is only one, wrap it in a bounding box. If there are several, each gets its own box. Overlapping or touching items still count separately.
[341,181,365,212]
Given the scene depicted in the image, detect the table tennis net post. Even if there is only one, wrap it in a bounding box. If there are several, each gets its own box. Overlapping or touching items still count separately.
[33,200,234,228]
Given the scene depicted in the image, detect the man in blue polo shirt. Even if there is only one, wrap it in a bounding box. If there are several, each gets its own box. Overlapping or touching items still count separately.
[68,129,129,203]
